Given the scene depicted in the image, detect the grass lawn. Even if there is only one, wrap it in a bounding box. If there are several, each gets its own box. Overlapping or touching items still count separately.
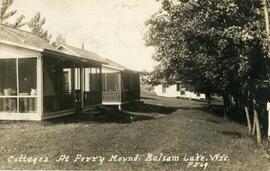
[0,92,270,170]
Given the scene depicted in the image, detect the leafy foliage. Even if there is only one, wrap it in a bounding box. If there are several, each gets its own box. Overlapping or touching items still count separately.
[145,0,269,99]
[28,12,52,42]
[0,0,26,28]
[52,34,66,47]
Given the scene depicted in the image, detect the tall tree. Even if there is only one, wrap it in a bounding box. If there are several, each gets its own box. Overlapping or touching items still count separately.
[28,12,51,42]
[145,0,269,145]
[0,0,26,28]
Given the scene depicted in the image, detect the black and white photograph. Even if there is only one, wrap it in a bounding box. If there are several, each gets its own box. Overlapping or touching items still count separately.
[0,0,270,170]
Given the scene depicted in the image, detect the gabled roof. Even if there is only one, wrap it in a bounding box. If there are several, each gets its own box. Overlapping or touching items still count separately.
[0,24,56,51]
[58,44,138,72]
[0,25,104,65]
[104,58,127,70]
[58,44,107,64]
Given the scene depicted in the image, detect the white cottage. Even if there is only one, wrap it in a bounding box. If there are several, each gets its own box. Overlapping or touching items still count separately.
[154,83,206,100]
[0,24,106,120]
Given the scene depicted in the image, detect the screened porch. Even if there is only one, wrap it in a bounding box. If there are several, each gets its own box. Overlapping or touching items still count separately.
[102,67,140,105]
[42,51,102,117]
[0,58,38,115]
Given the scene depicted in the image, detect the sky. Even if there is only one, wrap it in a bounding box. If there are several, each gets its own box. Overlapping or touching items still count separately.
[12,0,160,71]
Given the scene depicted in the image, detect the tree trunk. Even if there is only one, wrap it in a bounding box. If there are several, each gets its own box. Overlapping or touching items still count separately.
[206,91,212,111]
[244,106,252,134]
[263,0,270,42]
[253,109,262,146]
[223,92,229,119]
[252,115,256,135]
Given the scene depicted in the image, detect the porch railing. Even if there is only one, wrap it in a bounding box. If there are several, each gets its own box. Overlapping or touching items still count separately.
[102,90,140,103]
[102,91,121,103]
[84,91,102,107]
[43,94,73,114]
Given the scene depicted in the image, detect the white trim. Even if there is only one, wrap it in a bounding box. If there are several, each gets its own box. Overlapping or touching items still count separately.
[16,58,19,113]
[57,45,80,57]
[0,96,38,98]
[102,101,129,105]
[103,64,124,71]
[0,39,43,52]
[37,56,43,119]
[0,57,40,120]
[0,113,41,121]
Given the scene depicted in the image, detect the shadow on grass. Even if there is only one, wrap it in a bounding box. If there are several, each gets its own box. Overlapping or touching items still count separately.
[140,96,158,101]
[221,131,242,138]
[44,109,156,125]
[124,103,178,115]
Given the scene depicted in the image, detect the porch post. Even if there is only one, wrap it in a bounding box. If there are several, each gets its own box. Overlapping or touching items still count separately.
[100,67,102,103]
[118,73,122,103]
[80,67,84,109]
[71,65,75,111]
[267,102,270,140]
[37,55,43,120]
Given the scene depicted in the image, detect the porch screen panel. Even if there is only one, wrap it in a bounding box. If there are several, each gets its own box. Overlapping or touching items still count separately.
[63,68,72,93]
[43,58,57,113]
[102,73,106,92]
[84,68,90,91]
[0,59,17,96]
[107,73,119,91]
[0,59,17,113]
[18,58,37,95]
[18,58,37,113]
[44,58,75,113]
[90,68,97,91]
[84,67,101,107]
[96,68,101,92]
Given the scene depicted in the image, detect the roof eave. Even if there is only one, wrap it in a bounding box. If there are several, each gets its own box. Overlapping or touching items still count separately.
[57,45,108,64]
[42,49,104,66]
[0,39,43,52]
[103,64,125,71]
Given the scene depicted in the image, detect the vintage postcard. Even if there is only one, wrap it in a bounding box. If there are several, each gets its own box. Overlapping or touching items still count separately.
[0,0,270,170]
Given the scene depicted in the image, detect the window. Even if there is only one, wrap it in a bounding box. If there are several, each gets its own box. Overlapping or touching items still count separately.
[107,73,119,91]
[0,58,37,113]
[84,68,90,92]
[75,68,81,90]
[90,68,97,91]
[63,68,72,93]
[0,59,17,96]
[96,68,101,92]
[18,58,37,113]
[162,84,166,93]
[18,58,37,95]
[176,84,181,92]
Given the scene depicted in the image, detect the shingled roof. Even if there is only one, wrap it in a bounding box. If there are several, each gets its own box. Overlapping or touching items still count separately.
[59,44,108,64]
[58,44,139,72]
[104,58,127,70]
[0,25,106,64]
[0,24,56,51]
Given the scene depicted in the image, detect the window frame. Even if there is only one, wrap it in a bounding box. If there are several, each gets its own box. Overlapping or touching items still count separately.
[0,57,38,114]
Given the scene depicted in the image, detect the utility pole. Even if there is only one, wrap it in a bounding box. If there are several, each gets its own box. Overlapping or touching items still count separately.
[263,0,270,39]
[263,0,270,141]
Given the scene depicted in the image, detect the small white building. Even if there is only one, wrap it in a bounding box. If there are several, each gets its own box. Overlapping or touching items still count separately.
[154,83,206,100]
